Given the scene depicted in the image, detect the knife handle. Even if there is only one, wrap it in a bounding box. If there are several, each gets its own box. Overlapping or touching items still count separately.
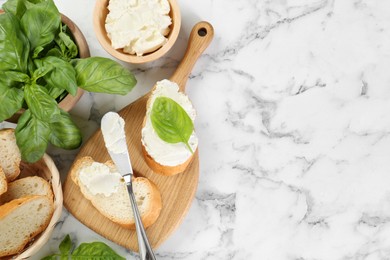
[125,175,157,260]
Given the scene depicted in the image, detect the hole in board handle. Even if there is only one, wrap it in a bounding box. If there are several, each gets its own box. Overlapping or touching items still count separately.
[198,28,207,37]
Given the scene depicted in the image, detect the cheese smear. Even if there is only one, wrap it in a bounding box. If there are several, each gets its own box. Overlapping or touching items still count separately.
[79,162,123,197]
[101,112,126,154]
[141,79,198,166]
[105,0,172,56]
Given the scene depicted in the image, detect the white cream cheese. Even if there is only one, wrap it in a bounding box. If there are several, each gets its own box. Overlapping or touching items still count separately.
[79,162,123,197]
[101,112,126,154]
[141,79,198,166]
[105,0,172,56]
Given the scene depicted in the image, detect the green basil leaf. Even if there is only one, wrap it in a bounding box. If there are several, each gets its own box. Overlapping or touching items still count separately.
[32,65,53,82]
[35,56,78,96]
[57,30,78,59]
[2,0,27,19]
[49,110,82,149]
[0,80,24,121]
[32,45,45,59]
[72,57,137,95]
[0,12,30,72]
[72,242,125,259]
[59,234,72,255]
[24,83,60,120]
[20,0,60,51]
[46,85,66,100]
[3,71,30,83]
[46,46,63,58]
[15,109,50,163]
[151,97,194,153]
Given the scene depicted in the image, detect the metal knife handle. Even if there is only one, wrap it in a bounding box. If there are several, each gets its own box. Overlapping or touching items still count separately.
[124,174,157,260]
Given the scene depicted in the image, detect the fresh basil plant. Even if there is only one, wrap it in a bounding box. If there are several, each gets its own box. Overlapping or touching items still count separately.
[151,97,194,153]
[0,0,137,163]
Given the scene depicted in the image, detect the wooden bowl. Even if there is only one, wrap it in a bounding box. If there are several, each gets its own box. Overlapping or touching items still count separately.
[93,0,181,64]
[5,154,63,260]
[0,11,91,123]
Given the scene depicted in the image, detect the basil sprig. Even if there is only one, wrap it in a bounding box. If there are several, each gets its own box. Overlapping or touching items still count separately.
[42,234,125,260]
[0,0,137,162]
[151,97,194,153]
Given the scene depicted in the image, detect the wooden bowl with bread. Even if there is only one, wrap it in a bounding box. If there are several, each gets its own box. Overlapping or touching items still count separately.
[0,129,62,259]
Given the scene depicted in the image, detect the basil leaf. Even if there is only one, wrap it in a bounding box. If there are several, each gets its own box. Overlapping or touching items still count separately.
[35,56,78,96]
[32,65,53,82]
[3,71,30,83]
[0,80,24,121]
[151,97,194,153]
[24,83,60,120]
[20,0,60,51]
[0,12,30,72]
[46,46,63,58]
[49,110,82,149]
[15,109,50,163]
[46,85,66,100]
[2,0,27,19]
[57,30,78,59]
[72,57,137,95]
[72,242,125,259]
[59,234,72,255]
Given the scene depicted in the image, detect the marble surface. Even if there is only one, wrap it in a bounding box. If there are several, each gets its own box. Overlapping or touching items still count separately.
[2,0,390,259]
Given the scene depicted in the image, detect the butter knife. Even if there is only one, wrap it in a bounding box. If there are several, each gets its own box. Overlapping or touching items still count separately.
[101,112,156,260]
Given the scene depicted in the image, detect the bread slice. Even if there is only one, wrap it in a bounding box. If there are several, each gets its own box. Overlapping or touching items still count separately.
[141,143,196,176]
[0,128,21,182]
[0,167,7,196]
[70,156,162,229]
[0,195,54,257]
[141,80,198,176]
[0,176,53,204]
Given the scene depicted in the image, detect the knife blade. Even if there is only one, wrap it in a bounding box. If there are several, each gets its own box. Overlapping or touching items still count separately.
[100,112,156,260]
[101,112,133,176]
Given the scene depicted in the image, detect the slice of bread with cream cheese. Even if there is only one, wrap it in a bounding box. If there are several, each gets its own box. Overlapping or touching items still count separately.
[70,156,162,229]
[141,79,198,176]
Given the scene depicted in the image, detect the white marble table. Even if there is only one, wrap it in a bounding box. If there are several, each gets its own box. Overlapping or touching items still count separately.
[2,0,390,259]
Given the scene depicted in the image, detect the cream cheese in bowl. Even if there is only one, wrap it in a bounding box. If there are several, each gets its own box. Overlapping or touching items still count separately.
[105,0,172,56]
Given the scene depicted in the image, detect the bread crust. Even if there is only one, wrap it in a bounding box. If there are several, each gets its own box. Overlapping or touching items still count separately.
[0,176,54,204]
[0,195,54,257]
[0,128,21,182]
[141,143,196,176]
[70,156,162,229]
[0,167,7,196]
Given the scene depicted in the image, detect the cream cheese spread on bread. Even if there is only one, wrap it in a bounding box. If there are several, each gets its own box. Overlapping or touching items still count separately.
[105,0,172,56]
[101,112,127,154]
[78,162,122,197]
[141,79,198,166]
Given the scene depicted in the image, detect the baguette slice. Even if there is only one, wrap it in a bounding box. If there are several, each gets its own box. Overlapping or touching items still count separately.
[70,156,162,229]
[0,176,53,204]
[0,128,21,182]
[0,167,7,196]
[0,195,54,257]
[141,79,198,176]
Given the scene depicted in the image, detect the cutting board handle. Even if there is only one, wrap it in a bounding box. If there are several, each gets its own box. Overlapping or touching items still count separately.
[170,21,214,91]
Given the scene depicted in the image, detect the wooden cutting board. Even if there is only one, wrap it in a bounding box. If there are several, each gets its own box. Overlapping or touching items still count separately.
[63,21,214,252]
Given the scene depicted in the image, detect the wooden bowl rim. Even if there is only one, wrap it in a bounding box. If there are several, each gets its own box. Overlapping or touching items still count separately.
[93,0,181,64]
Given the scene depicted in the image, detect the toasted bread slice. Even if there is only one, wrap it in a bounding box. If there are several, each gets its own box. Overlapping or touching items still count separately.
[70,156,162,229]
[141,80,198,176]
[0,128,21,182]
[0,195,54,257]
[0,176,53,204]
[0,167,7,196]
